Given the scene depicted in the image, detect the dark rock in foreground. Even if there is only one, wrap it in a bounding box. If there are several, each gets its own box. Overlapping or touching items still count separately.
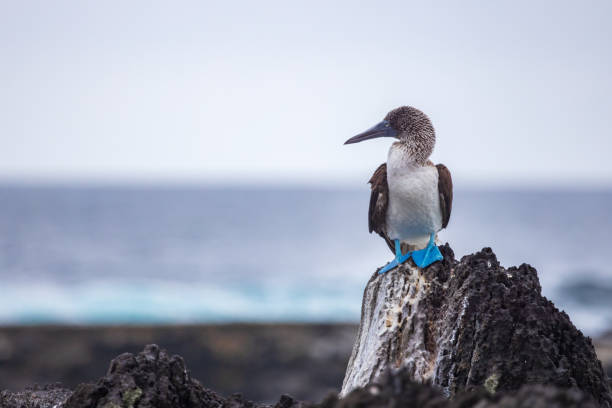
[1,324,610,404]
[342,246,612,407]
[64,344,225,408]
[0,384,72,408]
[6,344,599,408]
[328,367,601,408]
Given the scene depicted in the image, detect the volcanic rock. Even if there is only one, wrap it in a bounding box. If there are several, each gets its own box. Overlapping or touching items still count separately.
[341,245,612,406]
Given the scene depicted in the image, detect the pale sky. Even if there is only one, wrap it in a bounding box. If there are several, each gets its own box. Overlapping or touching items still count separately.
[1,1,611,187]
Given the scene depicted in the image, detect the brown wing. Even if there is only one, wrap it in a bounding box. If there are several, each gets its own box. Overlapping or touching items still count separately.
[436,164,453,229]
[368,163,395,253]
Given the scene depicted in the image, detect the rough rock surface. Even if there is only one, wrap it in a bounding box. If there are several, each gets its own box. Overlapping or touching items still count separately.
[63,344,225,408]
[324,367,601,408]
[13,344,601,408]
[341,245,612,407]
[0,384,72,408]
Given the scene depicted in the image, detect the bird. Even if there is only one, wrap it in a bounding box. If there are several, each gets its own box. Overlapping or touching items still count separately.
[344,106,453,273]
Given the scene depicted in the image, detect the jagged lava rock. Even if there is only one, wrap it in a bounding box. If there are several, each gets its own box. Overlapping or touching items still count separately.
[64,344,226,408]
[63,344,310,408]
[0,384,72,408]
[341,245,612,407]
[326,367,601,408]
[21,343,604,408]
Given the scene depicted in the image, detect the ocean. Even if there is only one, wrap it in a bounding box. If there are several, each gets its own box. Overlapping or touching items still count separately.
[0,185,611,335]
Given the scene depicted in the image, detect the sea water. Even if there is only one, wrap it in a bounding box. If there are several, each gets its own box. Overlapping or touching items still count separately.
[0,185,610,335]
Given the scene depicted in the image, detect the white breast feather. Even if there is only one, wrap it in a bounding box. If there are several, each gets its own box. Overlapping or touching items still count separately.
[385,145,442,248]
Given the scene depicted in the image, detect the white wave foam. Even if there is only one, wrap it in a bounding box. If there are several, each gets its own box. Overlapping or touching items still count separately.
[0,279,362,324]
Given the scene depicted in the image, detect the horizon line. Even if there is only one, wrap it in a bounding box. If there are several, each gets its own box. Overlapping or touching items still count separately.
[0,175,611,192]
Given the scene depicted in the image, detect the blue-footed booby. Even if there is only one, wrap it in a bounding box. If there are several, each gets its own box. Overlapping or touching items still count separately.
[345,106,453,273]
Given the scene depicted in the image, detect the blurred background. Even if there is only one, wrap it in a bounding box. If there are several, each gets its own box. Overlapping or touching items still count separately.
[0,0,611,403]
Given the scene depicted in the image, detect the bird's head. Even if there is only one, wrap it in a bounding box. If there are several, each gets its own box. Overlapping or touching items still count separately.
[344,106,436,162]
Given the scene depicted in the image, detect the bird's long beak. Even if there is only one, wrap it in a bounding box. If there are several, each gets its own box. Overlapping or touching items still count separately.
[344,120,397,145]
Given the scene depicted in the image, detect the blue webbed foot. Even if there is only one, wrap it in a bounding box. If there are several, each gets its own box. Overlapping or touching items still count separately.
[378,239,409,275]
[378,235,443,274]
[378,258,400,275]
[399,252,412,264]
[411,234,443,268]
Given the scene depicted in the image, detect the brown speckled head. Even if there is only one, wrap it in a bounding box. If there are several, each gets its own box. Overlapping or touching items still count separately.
[385,106,436,163]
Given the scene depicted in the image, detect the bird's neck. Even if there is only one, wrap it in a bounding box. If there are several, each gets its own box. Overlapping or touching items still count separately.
[387,142,428,174]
